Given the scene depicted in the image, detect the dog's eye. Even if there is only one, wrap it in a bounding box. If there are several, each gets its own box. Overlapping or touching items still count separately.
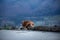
[32,24,34,25]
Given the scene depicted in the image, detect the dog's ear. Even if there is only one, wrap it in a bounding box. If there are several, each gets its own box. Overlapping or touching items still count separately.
[22,21,29,27]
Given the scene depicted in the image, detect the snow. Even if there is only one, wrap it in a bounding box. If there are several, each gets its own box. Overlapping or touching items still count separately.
[0,30,60,40]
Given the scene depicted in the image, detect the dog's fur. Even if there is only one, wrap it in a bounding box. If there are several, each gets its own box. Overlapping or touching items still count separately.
[22,20,34,30]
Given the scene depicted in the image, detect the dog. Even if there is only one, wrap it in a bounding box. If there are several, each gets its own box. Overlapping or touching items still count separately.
[21,20,34,30]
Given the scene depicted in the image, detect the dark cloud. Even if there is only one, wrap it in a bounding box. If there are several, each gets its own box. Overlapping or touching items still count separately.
[0,0,60,26]
[3,0,60,17]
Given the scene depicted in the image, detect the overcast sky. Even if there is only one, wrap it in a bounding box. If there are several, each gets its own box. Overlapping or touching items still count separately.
[0,0,60,26]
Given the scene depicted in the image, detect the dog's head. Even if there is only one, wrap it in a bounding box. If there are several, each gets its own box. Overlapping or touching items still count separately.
[22,20,34,29]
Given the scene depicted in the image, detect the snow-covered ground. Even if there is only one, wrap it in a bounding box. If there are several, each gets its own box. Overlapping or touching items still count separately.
[0,30,60,40]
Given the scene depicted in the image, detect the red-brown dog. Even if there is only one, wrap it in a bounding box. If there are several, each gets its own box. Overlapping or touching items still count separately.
[22,20,34,30]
